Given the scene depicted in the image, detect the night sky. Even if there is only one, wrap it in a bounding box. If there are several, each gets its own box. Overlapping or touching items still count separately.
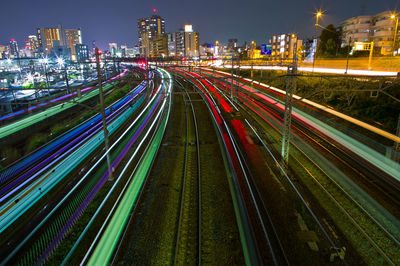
[1,0,399,50]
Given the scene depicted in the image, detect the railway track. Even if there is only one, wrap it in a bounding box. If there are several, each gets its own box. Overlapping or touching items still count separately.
[114,71,244,265]
[173,80,201,264]
[290,140,400,265]
[0,69,157,265]
[180,69,289,264]
[200,70,400,264]
[237,78,400,264]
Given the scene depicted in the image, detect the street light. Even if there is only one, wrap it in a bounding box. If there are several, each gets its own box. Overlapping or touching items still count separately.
[57,57,64,66]
[391,14,399,55]
[313,10,324,72]
[57,57,70,93]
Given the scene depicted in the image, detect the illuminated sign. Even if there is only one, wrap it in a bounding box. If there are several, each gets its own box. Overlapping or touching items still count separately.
[261,44,272,55]
[184,25,193,32]
[354,42,372,51]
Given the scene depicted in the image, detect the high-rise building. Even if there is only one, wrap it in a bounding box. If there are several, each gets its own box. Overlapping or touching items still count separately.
[9,39,19,58]
[36,24,65,55]
[133,45,140,57]
[25,35,39,52]
[150,34,168,57]
[140,32,151,57]
[183,25,199,58]
[109,43,118,57]
[168,32,184,57]
[168,25,199,58]
[75,44,89,61]
[137,15,166,56]
[121,45,127,57]
[65,28,82,60]
[168,33,177,56]
[342,11,400,55]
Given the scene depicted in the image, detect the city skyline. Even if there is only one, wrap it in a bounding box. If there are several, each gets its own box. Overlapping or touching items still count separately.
[1,0,399,50]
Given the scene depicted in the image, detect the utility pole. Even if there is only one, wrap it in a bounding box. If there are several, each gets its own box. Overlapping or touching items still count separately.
[199,57,202,76]
[313,12,322,72]
[281,41,298,163]
[64,68,70,94]
[236,55,240,102]
[231,54,234,100]
[368,42,374,70]
[95,47,113,181]
[345,38,352,74]
[250,41,255,87]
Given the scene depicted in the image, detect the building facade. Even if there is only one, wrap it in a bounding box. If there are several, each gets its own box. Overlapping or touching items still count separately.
[183,26,199,58]
[168,26,199,58]
[75,44,89,61]
[25,35,39,55]
[36,25,65,55]
[199,43,214,57]
[0,45,8,59]
[342,11,400,55]
[65,28,82,60]
[227,39,238,52]
[109,43,118,57]
[269,33,302,61]
[137,15,166,56]
[9,39,19,58]
[167,33,177,56]
[51,40,71,59]
[150,34,168,57]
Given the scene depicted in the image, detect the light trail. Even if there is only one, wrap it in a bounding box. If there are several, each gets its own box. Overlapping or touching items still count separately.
[205,69,400,179]
[213,64,398,77]
[208,68,400,144]
[0,74,149,233]
[84,68,172,265]
[1,70,160,265]
[0,79,149,190]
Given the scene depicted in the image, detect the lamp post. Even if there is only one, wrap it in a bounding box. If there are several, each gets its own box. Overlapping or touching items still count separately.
[291,34,298,64]
[391,14,399,55]
[312,11,323,72]
[57,58,70,93]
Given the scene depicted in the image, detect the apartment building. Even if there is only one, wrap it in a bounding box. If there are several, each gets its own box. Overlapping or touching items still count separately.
[342,11,399,55]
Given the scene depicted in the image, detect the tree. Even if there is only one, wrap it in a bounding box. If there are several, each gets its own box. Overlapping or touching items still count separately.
[317,24,341,57]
